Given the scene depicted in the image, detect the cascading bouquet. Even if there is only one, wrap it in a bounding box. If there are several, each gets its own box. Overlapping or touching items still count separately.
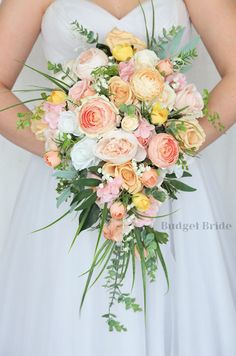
[2,3,223,332]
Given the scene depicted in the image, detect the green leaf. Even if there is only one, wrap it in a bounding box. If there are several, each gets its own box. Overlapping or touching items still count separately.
[80,204,100,232]
[68,207,91,251]
[53,169,77,180]
[91,242,115,287]
[154,231,169,244]
[155,240,169,291]
[70,189,93,206]
[75,192,97,211]
[56,187,71,208]
[76,178,101,187]
[169,179,196,192]
[94,203,108,254]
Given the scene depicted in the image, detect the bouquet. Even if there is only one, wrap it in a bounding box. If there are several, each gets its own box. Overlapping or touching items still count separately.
[2,3,223,332]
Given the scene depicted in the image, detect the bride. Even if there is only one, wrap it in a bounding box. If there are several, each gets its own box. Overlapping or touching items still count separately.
[0,0,236,355]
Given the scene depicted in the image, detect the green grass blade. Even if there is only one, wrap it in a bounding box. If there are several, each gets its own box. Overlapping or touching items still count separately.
[155,240,169,292]
[0,98,43,113]
[32,209,70,234]
[130,239,136,291]
[138,0,150,47]
[90,242,115,287]
[135,229,147,319]
[68,207,91,252]
[94,203,108,254]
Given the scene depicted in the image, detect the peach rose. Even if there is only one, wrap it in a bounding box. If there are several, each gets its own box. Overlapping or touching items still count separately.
[156,59,173,76]
[130,68,164,101]
[72,48,109,80]
[95,130,146,164]
[110,202,126,219]
[105,27,146,52]
[103,219,123,242]
[103,161,143,194]
[175,118,206,151]
[174,84,204,119]
[77,96,117,137]
[68,80,96,103]
[148,133,179,168]
[109,76,134,107]
[43,151,61,168]
[141,168,158,188]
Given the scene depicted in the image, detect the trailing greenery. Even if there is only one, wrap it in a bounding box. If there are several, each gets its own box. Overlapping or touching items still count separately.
[71,20,99,44]
[203,89,225,132]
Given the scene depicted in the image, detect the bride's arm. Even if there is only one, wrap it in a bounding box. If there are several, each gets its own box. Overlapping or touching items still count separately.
[0,0,53,156]
[185,0,236,150]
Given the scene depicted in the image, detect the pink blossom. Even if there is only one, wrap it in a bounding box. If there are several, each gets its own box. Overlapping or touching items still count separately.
[118,58,135,82]
[134,197,160,227]
[134,118,155,147]
[166,73,187,92]
[43,102,64,130]
[96,177,122,205]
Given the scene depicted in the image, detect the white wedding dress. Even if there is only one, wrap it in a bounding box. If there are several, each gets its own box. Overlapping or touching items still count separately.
[0,0,236,355]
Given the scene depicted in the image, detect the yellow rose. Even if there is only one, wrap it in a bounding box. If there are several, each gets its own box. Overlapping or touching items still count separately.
[130,68,164,102]
[103,162,142,194]
[105,27,146,52]
[132,193,151,212]
[151,103,169,125]
[112,44,134,62]
[174,118,206,151]
[109,76,134,107]
[47,90,67,104]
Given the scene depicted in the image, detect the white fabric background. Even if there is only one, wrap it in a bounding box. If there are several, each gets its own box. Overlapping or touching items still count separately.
[0,31,235,252]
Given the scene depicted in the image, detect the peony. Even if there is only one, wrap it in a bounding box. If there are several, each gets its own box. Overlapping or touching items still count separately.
[141,168,158,188]
[166,73,187,92]
[132,193,151,212]
[121,115,139,132]
[44,151,61,168]
[97,177,122,204]
[95,130,146,164]
[150,103,169,125]
[68,80,96,103]
[175,118,206,151]
[72,48,109,80]
[158,83,176,110]
[134,118,155,147]
[58,111,81,135]
[105,27,146,52]
[109,76,134,107]
[110,202,126,220]
[148,133,179,168]
[130,68,164,101]
[112,44,134,62]
[174,84,204,119]
[70,137,100,170]
[103,219,123,242]
[134,49,159,69]
[77,96,118,137]
[118,58,135,82]
[156,59,174,76]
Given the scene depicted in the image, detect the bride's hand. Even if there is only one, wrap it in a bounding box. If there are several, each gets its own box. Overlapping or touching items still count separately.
[185,0,236,150]
[0,0,53,156]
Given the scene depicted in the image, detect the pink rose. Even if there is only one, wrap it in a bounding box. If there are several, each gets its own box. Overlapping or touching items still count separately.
[73,48,109,80]
[43,102,64,130]
[103,219,123,243]
[134,118,155,147]
[43,151,61,168]
[96,177,122,204]
[69,80,96,102]
[141,168,158,188]
[148,133,179,168]
[110,202,126,220]
[118,58,135,82]
[156,59,173,76]
[174,84,204,119]
[166,73,187,92]
[77,97,117,137]
[134,197,160,227]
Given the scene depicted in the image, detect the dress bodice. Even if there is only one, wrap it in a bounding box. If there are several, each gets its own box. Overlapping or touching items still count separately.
[41,0,191,62]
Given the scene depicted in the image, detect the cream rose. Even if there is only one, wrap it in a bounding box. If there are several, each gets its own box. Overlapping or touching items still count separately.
[175,118,206,151]
[72,48,109,80]
[109,76,134,107]
[134,49,159,69]
[105,27,146,52]
[121,115,139,132]
[130,68,164,102]
[95,130,146,164]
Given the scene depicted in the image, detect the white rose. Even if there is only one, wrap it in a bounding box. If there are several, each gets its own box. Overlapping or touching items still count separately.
[121,115,139,132]
[58,111,81,136]
[72,48,109,80]
[134,49,159,69]
[54,59,78,86]
[71,138,100,170]
[158,83,176,110]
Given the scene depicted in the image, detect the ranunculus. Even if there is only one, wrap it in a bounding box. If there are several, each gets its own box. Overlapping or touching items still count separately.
[158,83,176,110]
[72,48,109,80]
[166,73,187,92]
[148,133,179,168]
[31,119,48,141]
[105,27,146,52]
[44,151,61,168]
[118,58,135,82]
[134,118,155,147]
[175,118,206,151]
[130,68,164,101]
[68,80,96,103]
[47,90,67,105]
[43,102,64,130]
[70,137,100,170]
[150,103,169,125]
[112,44,134,62]
[109,76,134,107]
[110,202,126,220]
[58,111,81,135]
[103,219,123,242]
[134,49,159,69]
[121,115,139,132]
[103,161,143,194]
[132,193,151,212]
[95,130,146,164]
[156,59,174,76]
[77,96,118,137]
[174,84,204,119]
[141,168,158,188]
